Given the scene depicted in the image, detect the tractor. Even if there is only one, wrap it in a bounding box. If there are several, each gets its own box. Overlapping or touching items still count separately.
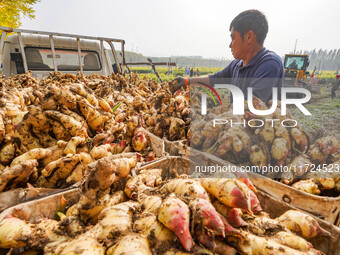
[283,54,320,94]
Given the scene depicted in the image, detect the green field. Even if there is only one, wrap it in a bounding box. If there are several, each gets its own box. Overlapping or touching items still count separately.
[127,66,222,82]
[128,66,339,84]
[309,70,339,84]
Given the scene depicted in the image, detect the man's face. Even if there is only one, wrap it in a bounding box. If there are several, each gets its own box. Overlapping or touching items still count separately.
[229,27,248,60]
[229,28,254,60]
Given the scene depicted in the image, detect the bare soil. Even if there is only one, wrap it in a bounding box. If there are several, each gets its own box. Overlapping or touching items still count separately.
[289,85,340,143]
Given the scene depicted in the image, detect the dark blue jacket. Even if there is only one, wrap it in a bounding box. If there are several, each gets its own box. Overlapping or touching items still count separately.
[209,48,283,102]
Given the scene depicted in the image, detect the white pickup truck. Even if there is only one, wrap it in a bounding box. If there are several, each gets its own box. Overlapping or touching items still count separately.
[0,26,126,79]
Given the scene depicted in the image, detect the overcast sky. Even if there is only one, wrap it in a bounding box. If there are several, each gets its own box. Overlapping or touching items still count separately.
[21,0,339,60]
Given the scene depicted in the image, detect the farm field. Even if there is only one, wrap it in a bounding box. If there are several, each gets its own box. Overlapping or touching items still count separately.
[309,70,339,84]
[129,66,339,141]
[129,66,339,84]
[128,66,339,143]
[289,84,340,143]
[128,66,222,81]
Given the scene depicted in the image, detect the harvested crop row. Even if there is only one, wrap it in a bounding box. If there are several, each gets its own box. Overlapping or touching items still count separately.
[0,156,329,255]
[0,71,190,193]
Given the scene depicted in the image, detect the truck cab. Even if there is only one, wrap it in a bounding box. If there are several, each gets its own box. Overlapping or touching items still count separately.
[0,27,125,79]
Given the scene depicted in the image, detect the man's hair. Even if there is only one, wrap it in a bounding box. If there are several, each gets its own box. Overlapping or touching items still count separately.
[229,10,268,45]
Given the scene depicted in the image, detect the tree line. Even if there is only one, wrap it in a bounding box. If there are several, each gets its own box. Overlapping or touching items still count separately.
[113,51,230,68]
[116,49,340,71]
[293,49,340,72]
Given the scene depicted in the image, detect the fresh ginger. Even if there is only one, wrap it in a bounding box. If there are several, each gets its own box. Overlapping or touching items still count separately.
[212,200,248,227]
[291,180,321,195]
[44,236,105,255]
[274,231,313,251]
[0,216,32,248]
[79,154,138,221]
[227,230,319,255]
[78,97,108,132]
[277,210,331,239]
[11,147,52,166]
[69,83,99,108]
[45,110,88,138]
[158,193,194,251]
[38,154,82,188]
[106,233,151,255]
[78,190,127,223]
[201,178,252,212]
[84,201,140,241]
[189,198,225,237]
[0,142,16,165]
[133,213,174,247]
[0,160,38,192]
[164,178,210,201]
[64,136,86,155]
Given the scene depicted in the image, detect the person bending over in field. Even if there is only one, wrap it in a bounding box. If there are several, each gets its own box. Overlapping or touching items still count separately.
[174,9,283,103]
[331,75,340,100]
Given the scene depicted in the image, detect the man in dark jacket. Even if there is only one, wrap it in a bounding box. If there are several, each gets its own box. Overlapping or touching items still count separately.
[174,9,283,103]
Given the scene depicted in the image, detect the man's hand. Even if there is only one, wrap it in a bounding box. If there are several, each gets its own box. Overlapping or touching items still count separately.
[173,76,190,90]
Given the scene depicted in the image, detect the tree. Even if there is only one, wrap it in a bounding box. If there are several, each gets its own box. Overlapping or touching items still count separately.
[0,0,40,28]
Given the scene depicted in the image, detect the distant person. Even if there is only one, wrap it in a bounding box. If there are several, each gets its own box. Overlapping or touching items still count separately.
[288,60,298,69]
[190,68,194,77]
[185,67,189,76]
[196,68,200,76]
[311,74,318,85]
[331,74,340,100]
